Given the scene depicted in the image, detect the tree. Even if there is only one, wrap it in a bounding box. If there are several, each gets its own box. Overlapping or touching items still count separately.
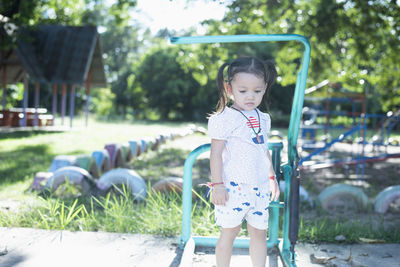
[136,46,200,120]
[1,0,142,117]
[203,0,400,113]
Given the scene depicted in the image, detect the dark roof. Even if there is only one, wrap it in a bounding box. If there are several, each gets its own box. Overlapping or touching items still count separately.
[2,25,106,87]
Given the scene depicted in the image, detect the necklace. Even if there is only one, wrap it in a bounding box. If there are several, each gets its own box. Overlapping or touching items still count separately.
[231,106,262,144]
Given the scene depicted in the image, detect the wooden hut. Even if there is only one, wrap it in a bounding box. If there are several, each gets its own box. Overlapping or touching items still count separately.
[1,25,107,127]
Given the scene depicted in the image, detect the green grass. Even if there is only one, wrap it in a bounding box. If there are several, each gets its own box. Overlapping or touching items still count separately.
[0,185,220,237]
[0,118,399,243]
[298,215,400,243]
[0,117,192,186]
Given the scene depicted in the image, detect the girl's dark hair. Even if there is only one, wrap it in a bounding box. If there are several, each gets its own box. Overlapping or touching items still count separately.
[215,57,277,112]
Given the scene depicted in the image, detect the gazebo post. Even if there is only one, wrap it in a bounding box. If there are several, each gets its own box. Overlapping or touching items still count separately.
[69,84,75,128]
[22,72,28,127]
[2,65,6,110]
[61,83,67,125]
[34,82,40,126]
[85,69,91,127]
[52,84,57,126]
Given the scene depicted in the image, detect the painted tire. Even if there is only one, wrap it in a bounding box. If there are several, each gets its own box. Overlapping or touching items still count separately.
[75,155,100,179]
[152,177,183,193]
[96,168,147,201]
[279,181,313,207]
[140,139,147,153]
[92,149,111,174]
[151,137,160,151]
[120,143,133,163]
[30,172,53,191]
[104,143,125,168]
[48,155,77,172]
[44,166,95,193]
[194,126,207,135]
[374,185,400,214]
[169,133,176,140]
[317,184,369,211]
[158,134,166,144]
[146,138,154,151]
[129,140,141,157]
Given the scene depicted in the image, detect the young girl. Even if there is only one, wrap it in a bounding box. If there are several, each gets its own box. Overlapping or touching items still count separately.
[208,57,280,267]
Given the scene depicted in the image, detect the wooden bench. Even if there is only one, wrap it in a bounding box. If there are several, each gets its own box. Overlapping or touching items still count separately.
[0,108,53,127]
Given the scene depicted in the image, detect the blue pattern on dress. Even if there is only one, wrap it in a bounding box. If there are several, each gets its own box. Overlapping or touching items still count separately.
[230,181,239,186]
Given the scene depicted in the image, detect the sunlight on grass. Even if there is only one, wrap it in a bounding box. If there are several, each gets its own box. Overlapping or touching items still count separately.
[0,118,193,186]
[1,119,399,243]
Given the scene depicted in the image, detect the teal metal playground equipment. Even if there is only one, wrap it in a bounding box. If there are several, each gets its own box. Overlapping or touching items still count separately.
[171,34,311,266]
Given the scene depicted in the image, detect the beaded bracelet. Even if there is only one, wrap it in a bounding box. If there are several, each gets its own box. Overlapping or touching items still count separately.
[205,182,224,197]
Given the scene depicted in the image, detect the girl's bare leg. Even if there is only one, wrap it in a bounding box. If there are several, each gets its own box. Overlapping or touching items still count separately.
[216,225,241,267]
[247,224,267,267]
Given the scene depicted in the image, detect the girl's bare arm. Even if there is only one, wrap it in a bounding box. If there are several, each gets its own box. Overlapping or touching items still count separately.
[210,139,229,205]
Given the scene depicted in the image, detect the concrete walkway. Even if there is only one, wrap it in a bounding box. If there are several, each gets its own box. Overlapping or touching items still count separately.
[0,227,399,267]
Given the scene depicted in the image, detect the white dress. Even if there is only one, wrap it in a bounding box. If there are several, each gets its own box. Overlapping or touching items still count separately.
[208,107,271,186]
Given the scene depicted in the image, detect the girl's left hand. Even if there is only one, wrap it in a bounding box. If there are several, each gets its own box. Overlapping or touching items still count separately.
[269,178,280,202]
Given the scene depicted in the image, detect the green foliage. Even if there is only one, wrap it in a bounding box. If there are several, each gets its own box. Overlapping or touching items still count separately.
[3,83,24,109]
[2,0,398,121]
[212,0,400,112]
[90,87,116,117]
[136,46,201,120]
[299,215,400,243]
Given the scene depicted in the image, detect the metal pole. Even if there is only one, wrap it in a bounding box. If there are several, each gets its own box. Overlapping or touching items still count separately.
[85,70,92,127]
[52,84,57,126]
[2,65,6,110]
[61,83,66,125]
[69,84,75,128]
[22,73,28,127]
[34,82,39,126]
[268,142,283,246]
[180,144,211,248]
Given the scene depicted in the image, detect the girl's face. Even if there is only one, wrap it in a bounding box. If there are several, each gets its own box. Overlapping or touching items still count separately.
[227,72,267,111]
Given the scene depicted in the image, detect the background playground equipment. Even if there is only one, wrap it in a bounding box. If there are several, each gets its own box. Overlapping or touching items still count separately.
[152,177,184,194]
[317,183,369,211]
[298,84,400,180]
[299,112,400,180]
[92,149,112,174]
[104,143,125,169]
[96,168,147,200]
[48,155,78,173]
[301,82,366,145]
[31,125,200,198]
[374,185,400,214]
[315,183,400,215]
[299,82,400,165]
[75,154,101,178]
[43,166,96,195]
[172,34,311,267]
[299,88,400,213]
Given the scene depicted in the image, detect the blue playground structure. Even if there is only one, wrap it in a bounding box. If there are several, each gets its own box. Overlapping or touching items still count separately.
[171,34,311,267]
[298,84,400,179]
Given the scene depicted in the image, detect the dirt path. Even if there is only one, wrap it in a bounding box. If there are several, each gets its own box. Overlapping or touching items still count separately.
[1,227,399,267]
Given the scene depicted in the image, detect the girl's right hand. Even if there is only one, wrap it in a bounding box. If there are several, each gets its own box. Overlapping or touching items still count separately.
[211,184,229,206]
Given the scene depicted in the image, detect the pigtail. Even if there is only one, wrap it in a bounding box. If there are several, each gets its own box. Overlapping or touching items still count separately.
[216,62,230,113]
[262,59,278,114]
[264,60,278,90]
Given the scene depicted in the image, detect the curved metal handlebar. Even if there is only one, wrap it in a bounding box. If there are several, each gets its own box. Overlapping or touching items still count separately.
[171,34,310,163]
